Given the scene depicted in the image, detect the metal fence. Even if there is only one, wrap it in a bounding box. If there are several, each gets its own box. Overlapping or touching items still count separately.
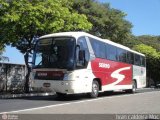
[0,63,26,93]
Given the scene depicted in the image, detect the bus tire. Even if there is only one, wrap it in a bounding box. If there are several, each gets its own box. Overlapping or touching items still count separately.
[132,80,137,93]
[56,92,67,98]
[125,80,137,94]
[88,80,99,98]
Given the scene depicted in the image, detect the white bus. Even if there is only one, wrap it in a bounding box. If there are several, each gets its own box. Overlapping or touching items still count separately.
[31,32,146,98]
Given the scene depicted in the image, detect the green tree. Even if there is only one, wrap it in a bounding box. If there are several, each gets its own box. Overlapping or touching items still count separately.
[73,0,132,44]
[123,35,141,48]
[0,0,92,93]
[123,35,160,54]
[133,44,160,87]
[136,35,160,51]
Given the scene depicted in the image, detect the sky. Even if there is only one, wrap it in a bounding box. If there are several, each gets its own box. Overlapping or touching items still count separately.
[99,0,160,35]
[2,0,160,64]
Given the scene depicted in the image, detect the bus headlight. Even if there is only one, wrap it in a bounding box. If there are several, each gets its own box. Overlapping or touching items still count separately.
[63,74,68,80]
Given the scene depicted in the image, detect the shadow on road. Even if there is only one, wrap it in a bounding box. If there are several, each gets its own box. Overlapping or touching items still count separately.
[2,88,159,101]
[9,91,126,101]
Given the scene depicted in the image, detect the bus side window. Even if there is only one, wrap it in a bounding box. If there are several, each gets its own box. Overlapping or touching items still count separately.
[127,51,134,64]
[89,38,105,59]
[141,56,146,67]
[117,48,127,63]
[106,44,117,61]
[134,54,141,66]
[77,37,90,64]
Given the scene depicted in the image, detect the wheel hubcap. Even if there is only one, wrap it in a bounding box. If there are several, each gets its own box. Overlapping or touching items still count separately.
[93,83,98,95]
[133,82,136,92]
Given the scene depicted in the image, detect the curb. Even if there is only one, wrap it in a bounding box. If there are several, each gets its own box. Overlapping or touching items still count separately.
[0,92,55,99]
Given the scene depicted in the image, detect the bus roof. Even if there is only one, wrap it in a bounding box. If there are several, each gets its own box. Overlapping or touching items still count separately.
[40,31,145,57]
[103,39,145,56]
[40,31,90,39]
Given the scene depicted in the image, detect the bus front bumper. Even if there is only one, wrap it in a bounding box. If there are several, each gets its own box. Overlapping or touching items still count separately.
[32,80,91,94]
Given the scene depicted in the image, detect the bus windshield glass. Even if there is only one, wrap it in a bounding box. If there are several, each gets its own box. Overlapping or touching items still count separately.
[33,37,75,70]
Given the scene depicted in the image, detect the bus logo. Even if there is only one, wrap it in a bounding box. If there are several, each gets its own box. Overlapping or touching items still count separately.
[99,63,110,69]
[110,67,131,86]
[37,73,47,77]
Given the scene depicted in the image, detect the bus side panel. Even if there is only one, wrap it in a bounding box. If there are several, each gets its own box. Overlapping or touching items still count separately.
[91,58,132,91]
[133,65,146,88]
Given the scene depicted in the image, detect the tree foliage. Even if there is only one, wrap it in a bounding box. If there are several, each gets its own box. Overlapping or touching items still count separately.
[136,35,160,51]
[0,0,92,48]
[133,44,160,86]
[122,35,141,48]
[73,0,132,44]
[123,35,160,51]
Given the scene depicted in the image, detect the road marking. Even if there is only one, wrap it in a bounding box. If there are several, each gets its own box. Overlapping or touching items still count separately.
[1,90,160,114]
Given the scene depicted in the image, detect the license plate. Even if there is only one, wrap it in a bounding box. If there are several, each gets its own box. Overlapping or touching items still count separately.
[43,83,51,87]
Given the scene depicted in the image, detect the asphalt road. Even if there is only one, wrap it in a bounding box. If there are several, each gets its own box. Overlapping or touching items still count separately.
[0,88,160,114]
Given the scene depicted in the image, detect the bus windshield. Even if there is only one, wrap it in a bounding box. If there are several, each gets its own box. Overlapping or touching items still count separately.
[33,37,75,70]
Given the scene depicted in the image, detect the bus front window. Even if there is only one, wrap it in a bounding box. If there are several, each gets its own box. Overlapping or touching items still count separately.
[33,37,75,70]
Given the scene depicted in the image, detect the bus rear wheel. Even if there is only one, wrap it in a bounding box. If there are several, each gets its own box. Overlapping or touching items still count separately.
[125,80,137,93]
[132,80,137,93]
[88,80,99,98]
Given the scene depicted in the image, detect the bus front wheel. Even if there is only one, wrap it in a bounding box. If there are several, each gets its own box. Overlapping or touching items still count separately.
[56,92,67,98]
[88,80,99,98]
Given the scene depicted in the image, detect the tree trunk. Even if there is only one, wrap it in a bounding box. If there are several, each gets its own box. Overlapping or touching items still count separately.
[24,52,31,93]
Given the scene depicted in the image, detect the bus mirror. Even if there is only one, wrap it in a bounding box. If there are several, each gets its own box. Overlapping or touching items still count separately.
[79,50,85,61]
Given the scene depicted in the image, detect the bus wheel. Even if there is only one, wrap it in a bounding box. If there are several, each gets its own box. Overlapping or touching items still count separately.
[56,92,67,98]
[88,80,99,98]
[125,80,137,94]
[132,80,137,93]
